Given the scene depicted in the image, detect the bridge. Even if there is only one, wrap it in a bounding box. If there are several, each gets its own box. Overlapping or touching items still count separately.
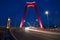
[4,1,60,40]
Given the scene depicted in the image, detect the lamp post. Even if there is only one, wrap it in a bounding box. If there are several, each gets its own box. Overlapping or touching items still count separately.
[45,11,49,27]
[36,19,38,27]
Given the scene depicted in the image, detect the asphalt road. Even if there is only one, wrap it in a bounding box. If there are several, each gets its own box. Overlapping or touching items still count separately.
[11,27,60,40]
[0,27,15,40]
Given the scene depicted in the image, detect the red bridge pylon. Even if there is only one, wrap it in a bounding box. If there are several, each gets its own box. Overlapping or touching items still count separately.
[20,2,43,29]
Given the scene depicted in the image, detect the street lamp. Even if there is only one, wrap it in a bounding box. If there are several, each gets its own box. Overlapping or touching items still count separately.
[45,11,49,27]
[36,19,39,27]
[36,19,38,22]
[24,20,25,22]
[45,11,48,15]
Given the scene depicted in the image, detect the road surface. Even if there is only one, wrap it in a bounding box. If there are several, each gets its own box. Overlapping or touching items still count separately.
[0,27,15,40]
[11,27,60,40]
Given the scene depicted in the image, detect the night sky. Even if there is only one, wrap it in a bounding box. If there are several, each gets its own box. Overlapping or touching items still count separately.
[0,0,60,27]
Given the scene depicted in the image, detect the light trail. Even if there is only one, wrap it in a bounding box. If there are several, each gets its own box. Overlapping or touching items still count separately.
[25,27,60,35]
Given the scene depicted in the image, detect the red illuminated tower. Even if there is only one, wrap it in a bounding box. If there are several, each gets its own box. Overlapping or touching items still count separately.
[20,2,43,29]
[6,17,10,29]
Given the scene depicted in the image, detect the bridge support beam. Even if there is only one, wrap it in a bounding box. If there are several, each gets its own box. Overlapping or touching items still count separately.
[20,2,43,29]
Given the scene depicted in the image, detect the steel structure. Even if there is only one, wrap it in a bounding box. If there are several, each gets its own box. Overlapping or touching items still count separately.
[20,2,43,29]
